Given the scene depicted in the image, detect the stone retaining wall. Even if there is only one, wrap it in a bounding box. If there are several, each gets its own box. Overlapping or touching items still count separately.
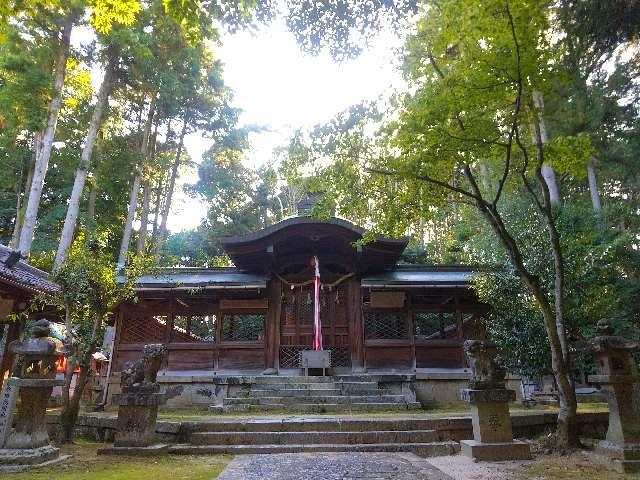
[45,411,608,444]
[414,371,523,405]
[107,374,418,408]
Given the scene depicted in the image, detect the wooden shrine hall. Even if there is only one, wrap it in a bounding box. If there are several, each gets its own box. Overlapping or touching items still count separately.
[112,216,488,378]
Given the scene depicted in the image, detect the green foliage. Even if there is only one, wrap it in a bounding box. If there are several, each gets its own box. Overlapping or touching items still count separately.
[47,231,151,353]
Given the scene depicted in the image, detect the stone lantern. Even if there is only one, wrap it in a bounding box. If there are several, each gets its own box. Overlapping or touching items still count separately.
[0,319,70,471]
[459,339,531,461]
[588,319,640,473]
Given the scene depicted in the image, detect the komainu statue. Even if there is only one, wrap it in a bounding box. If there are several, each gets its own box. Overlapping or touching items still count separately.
[463,339,506,390]
[121,344,167,390]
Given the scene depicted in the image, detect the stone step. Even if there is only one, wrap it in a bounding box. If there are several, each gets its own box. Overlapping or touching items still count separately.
[190,429,443,446]
[250,388,343,397]
[251,383,340,390]
[184,417,469,434]
[210,402,422,413]
[169,441,460,457]
[249,387,382,398]
[224,394,408,406]
[251,376,337,384]
[251,381,379,391]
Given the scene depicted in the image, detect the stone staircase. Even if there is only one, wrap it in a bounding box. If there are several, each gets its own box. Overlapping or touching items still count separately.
[210,375,421,413]
[169,417,463,456]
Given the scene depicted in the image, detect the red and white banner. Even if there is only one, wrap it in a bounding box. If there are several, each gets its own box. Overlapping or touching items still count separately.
[311,255,323,351]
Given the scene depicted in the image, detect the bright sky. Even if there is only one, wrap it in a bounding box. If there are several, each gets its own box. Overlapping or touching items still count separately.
[168,18,405,231]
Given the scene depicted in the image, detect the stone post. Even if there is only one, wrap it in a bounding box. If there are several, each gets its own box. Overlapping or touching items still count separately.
[99,343,168,455]
[588,319,640,473]
[0,319,70,472]
[459,340,531,461]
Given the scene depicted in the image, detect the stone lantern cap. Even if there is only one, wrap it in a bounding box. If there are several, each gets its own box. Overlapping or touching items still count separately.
[8,319,66,379]
[589,319,640,384]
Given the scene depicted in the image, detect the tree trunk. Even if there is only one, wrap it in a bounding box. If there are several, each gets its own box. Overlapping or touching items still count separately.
[117,96,156,266]
[587,156,603,212]
[54,62,115,268]
[136,180,152,254]
[18,14,75,256]
[136,116,159,254]
[151,175,164,241]
[480,202,578,448]
[154,114,188,256]
[11,138,38,249]
[60,313,102,443]
[461,162,578,449]
[532,91,560,205]
[87,182,97,222]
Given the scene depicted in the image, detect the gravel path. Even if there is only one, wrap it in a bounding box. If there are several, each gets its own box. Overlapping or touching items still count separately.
[217,452,454,480]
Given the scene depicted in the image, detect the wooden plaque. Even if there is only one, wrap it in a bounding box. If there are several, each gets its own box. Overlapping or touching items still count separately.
[0,298,14,324]
[370,291,405,309]
[219,298,268,310]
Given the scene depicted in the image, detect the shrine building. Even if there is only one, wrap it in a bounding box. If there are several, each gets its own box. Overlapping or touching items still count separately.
[108,216,499,409]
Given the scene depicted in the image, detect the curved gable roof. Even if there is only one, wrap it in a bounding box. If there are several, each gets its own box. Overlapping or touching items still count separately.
[222,216,408,274]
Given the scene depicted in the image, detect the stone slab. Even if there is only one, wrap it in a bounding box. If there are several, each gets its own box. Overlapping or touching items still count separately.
[460,439,531,462]
[97,444,170,456]
[0,454,71,473]
[0,445,61,465]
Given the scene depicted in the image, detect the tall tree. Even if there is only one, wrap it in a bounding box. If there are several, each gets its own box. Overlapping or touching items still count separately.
[310,0,591,448]
[18,11,75,256]
[54,52,117,267]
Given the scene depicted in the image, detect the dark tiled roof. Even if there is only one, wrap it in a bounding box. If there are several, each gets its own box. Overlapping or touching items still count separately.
[361,265,478,287]
[0,244,59,295]
[125,267,268,289]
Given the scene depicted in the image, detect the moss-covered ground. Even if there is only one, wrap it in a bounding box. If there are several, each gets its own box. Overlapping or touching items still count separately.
[5,440,229,480]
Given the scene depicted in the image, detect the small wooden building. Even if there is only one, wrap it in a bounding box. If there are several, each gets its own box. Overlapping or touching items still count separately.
[113,217,488,377]
[0,244,59,390]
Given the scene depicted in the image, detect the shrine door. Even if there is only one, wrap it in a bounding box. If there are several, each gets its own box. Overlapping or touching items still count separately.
[279,283,351,368]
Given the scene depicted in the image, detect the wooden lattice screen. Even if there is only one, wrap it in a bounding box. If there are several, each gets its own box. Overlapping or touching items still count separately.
[120,315,167,343]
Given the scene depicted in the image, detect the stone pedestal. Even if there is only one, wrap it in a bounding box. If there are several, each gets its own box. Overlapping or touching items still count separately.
[460,340,531,462]
[113,389,167,448]
[588,320,640,473]
[460,387,531,461]
[98,343,168,455]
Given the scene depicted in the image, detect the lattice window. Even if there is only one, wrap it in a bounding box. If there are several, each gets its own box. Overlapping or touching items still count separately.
[120,315,166,343]
[171,315,216,342]
[279,345,305,368]
[278,345,351,369]
[364,311,408,340]
[414,312,457,340]
[190,315,216,341]
[221,313,264,342]
[299,290,313,324]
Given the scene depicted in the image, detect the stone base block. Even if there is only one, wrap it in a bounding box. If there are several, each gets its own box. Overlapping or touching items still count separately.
[460,439,531,462]
[611,459,640,474]
[97,444,170,456]
[0,445,71,472]
[596,441,640,473]
[596,441,640,461]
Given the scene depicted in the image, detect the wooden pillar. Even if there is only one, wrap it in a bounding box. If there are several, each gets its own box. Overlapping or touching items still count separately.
[265,278,282,371]
[348,278,365,372]
[407,293,416,372]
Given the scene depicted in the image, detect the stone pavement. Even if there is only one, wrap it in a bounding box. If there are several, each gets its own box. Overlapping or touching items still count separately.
[217,452,453,480]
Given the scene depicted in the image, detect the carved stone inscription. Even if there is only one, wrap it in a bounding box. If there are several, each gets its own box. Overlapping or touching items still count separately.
[0,379,19,447]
